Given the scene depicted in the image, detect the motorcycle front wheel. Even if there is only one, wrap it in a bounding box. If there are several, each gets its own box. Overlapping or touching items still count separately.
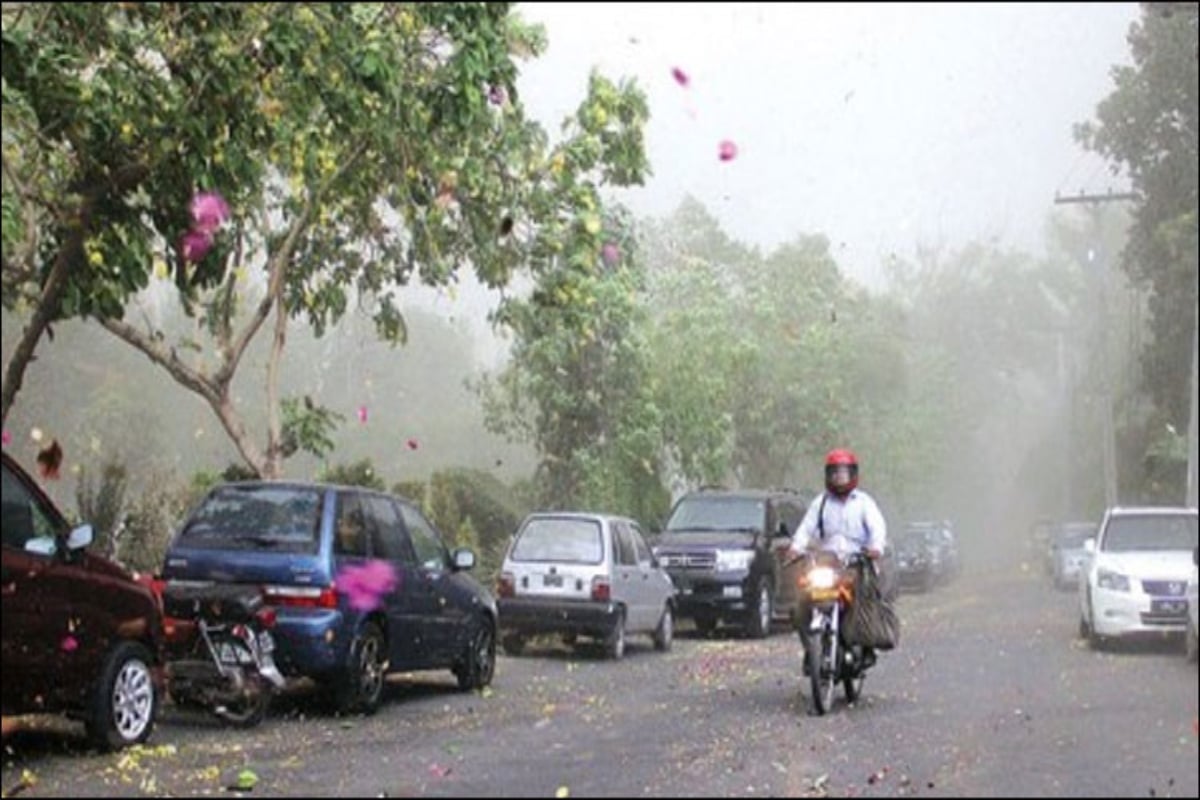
[808,631,835,715]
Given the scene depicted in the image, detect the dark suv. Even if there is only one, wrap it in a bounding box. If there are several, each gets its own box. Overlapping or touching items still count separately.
[651,488,809,637]
[1,452,164,750]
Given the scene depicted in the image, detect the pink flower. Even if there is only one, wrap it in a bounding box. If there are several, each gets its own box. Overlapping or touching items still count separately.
[1,430,10,447]
[180,229,214,263]
[601,243,620,267]
[357,405,368,424]
[336,560,399,612]
[488,84,508,106]
[190,191,230,234]
[671,67,689,87]
[61,635,79,653]
[718,139,738,162]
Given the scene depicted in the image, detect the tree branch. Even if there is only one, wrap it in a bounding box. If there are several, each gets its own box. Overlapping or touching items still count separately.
[99,317,219,405]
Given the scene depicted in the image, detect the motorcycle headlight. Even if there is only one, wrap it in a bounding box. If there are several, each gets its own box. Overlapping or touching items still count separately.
[715,549,755,572]
[808,566,837,590]
[1097,568,1130,592]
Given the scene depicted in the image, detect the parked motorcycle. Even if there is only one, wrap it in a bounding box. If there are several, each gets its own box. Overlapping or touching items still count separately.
[795,550,878,715]
[156,582,285,727]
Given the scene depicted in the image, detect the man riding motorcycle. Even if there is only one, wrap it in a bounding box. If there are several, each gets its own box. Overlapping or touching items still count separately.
[783,448,890,670]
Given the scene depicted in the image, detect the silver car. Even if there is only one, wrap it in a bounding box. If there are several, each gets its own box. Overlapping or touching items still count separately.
[496,513,677,660]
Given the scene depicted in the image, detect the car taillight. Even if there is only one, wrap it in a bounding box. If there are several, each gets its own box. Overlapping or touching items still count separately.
[256,607,278,629]
[497,573,515,599]
[591,577,611,603]
[264,585,338,609]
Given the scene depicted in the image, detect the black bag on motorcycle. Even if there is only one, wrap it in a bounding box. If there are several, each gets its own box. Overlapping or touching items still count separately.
[842,561,900,650]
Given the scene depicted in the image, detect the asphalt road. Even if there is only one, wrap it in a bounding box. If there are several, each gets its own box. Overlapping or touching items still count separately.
[3,561,1197,797]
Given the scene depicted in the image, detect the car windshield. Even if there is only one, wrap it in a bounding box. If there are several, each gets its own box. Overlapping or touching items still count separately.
[1101,514,1198,554]
[179,485,324,554]
[665,497,765,532]
[511,517,603,564]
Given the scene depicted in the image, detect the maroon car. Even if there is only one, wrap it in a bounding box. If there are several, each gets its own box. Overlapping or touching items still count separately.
[1,451,164,750]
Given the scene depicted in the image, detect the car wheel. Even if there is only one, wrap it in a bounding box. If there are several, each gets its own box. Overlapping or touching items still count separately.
[333,621,386,715]
[746,581,772,639]
[605,610,626,660]
[654,605,674,652]
[86,641,158,751]
[455,617,496,691]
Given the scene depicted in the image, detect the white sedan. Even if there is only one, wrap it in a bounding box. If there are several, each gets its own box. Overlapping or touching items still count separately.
[1078,506,1198,647]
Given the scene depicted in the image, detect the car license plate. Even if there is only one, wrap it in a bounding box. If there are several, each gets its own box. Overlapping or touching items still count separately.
[543,574,563,588]
[723,586,742,599]
[1151,599,1187,615]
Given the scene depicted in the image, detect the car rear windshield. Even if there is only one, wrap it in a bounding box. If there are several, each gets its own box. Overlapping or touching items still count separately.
[511,518,603,564]
[1102,514,1198,553]
[665,496,765,532]
[179,485,324,554]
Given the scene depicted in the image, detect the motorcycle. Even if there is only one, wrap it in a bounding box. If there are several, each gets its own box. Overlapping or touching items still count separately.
[156,582,285,727]
[795,550,877,715]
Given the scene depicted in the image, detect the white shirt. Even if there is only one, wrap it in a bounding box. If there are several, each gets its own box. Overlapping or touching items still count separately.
[789,489,888,559]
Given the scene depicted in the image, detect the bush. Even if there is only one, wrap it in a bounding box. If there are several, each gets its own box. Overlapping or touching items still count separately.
[75,459,129,560]
[119,472,193,575]
[320,458,386,490]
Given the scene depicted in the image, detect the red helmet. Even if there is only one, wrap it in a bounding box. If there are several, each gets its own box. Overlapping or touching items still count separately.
[824,448,859,496]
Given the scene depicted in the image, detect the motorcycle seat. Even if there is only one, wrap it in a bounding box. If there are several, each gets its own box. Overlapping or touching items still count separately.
[163,584,265,623]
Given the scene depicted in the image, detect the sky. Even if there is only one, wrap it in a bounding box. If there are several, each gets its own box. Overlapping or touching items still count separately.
[512,2,1140,287]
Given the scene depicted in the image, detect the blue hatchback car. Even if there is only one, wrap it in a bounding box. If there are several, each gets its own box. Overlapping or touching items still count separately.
[161,482,497,713]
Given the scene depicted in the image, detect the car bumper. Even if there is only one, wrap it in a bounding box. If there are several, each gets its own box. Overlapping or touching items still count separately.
[498,597,620,638]
[1090,587,1189,637]
[270,608,351,676]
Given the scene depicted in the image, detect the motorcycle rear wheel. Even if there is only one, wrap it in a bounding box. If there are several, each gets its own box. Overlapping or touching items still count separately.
[214,677,272,728]
[842,647,865,703]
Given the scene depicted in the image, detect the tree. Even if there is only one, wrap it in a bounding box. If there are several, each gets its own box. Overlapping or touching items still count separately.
[639,201,855,490]
[2,4,648,478]
[482,201,666,523]
[1075,2,1198,429]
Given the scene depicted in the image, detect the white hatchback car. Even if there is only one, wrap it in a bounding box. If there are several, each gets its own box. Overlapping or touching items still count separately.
[496,513,677,660]
[1078,506,1198,647]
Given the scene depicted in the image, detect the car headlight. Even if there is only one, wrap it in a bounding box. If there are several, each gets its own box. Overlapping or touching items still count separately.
[1097,568,1130,592]
[715,549,755,572]
[808,566,837,590]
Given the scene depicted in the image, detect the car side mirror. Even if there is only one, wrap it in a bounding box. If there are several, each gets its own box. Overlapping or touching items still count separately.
[452,548,476,571]
[66,524,94,551]
[1083,538,1095,554]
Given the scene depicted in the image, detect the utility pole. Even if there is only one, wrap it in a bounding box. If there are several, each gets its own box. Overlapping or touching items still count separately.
[1053,190,1134,509]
